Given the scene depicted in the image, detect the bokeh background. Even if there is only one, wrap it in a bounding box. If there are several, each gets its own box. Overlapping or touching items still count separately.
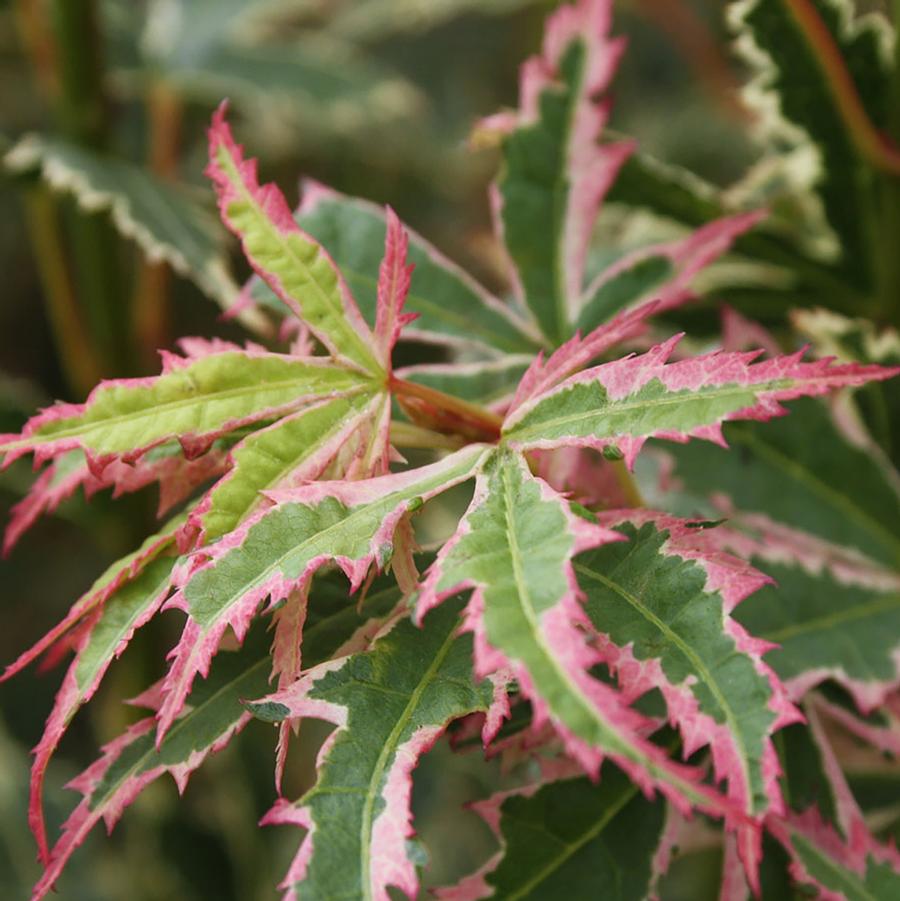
[0,1,891,898]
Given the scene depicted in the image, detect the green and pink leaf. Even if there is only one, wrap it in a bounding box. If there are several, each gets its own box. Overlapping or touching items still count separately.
[504,339,899,467]
[156,445,489,739]
[27,556,176,865]
[416,451,736,821]
[252,602,493,901]
[575,510,800,861]
[207,106,381,374]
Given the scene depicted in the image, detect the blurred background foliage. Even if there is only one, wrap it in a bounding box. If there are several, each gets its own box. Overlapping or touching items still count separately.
[0,0,895,897]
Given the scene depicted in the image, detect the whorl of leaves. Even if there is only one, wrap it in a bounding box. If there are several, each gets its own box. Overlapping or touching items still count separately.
[2,1,899,899]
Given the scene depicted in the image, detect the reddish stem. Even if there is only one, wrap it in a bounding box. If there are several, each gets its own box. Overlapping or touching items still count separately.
[390,377,503,442]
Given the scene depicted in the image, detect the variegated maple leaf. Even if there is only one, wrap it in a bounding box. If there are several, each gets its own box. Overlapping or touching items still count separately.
[3,2,900,900]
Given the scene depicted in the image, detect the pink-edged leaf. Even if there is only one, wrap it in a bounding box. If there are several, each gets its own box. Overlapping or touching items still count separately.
[251,600,493,901]
[206,105,381,374]
[28,555,176,864]
[811,692,900,758]
[575,511,800,832]
[509,302,659,411]
[28,569,408,900]
[435,754,666,900]
[721,305,782,356]
[1,512,185,684]
[494,0,631,343]
[270,585,310,792]
[0,349,367,470]
[576,211,766,334]
[416,449,738,821]
[503,338,899,467]
[532,445,632,508]
[373,206,415,369]
[189,392,380,544]
[244,179,541,354]
[4,445,226,554]
[30,630,272,901]
[767,704,900,900]
[156,444,490,741]
[715,513,900,712]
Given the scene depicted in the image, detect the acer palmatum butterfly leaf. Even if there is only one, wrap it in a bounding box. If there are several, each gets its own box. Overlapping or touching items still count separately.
[207,104,382,375]
[436,759,666,900]
[576,513,799,818]
[0,349,368,470]
[416,450,735,819]
[30,572,406,901]
[27,556,175,864]
[718,515,900,713]
[492,0,631,344]
[763,706,900,900]
[575,211,765,335]
[373,206,416,370]
[4,0,900,897]
[245,181,542,355]
[30,631,272,901]
[156,445,489,741]
[251,601,493,901]
[503,338,899,467]
[188,393,380,544]
[3,444,226,554]
[659,396,900,569]
[1,512,184,686]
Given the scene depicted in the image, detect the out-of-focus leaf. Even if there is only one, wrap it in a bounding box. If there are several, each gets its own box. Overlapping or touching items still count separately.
[4,135,238,309]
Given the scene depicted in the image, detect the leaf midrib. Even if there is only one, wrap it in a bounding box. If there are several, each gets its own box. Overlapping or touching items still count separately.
[32,372,368,446]
[498,464,629,763]
[575,561,755,810]
[222,147,381,375]
[506,380,777,441]
[358,625,459,901]
[501,779,638,900]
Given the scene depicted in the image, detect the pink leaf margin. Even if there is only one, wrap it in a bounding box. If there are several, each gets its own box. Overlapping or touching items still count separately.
[206,103,377,371]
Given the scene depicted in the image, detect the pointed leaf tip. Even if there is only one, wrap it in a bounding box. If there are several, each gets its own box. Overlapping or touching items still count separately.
[374,205,415,369]
[206,107,381,374]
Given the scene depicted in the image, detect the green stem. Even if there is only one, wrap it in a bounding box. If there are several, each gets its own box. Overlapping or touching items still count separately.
[611,459,644,508]
[21,188,102,395]
[49,0,130,375]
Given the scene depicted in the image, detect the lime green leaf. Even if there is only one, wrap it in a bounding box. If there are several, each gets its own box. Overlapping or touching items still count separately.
[246,185,540,354]
[0,351,369,467]
[194,392,380,542]
[208,110,383,373]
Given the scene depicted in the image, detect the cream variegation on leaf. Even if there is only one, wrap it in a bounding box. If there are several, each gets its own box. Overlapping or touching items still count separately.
[2,1,900,900]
